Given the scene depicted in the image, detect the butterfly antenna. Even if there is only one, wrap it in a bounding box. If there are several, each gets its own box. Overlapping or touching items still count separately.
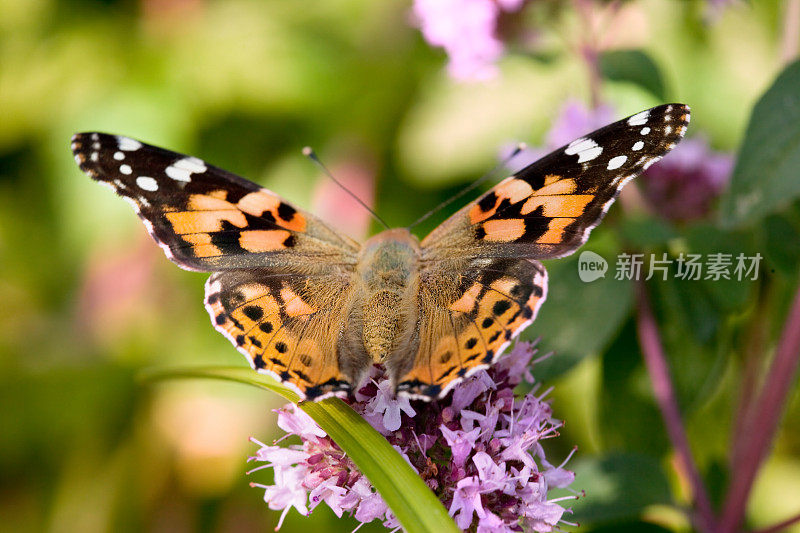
[303,147,390,230]
[407,143,527,230]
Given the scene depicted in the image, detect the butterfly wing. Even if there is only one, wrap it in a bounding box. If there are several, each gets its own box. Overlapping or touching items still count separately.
[72,133,364,399]
[71,132,359,272]
[205,269,364,399]
[396,104,690,399]
[392,257,547,399]
[421,104,691,260]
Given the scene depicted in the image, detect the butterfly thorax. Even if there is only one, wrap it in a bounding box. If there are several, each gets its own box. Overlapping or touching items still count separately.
[357,229,421,363]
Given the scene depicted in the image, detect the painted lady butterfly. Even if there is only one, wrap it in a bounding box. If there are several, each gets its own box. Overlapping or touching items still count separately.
[72,104,689,400]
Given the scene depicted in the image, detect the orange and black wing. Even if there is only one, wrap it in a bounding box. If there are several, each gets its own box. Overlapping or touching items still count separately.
[397,104,690,399]
[73,133,363,399]
[421,104,691,260]
[72,132,359,272]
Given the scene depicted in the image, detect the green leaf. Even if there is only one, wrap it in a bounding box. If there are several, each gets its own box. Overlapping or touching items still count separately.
[619,215,678,249]
[599,50,667,100]
[140,366,459,533]
[720,59,800,226]
[682,224,757,311]
[599,320,669,455]
[570,453,672,524]
[763,210,800,276]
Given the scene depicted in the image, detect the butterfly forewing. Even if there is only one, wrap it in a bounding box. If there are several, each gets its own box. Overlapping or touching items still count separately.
[422,103,690,260]
[71,132,359,272]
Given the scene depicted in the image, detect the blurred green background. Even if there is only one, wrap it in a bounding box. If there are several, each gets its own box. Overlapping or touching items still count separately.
[1,0,799,531]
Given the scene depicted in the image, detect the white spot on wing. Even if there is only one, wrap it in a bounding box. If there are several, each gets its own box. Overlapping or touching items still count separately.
[117,136,142,151]
[565,137,603,163]
[119,164,132,175]
[136,176,158,191]
[607,155,627,170]
[165,156,207,182]
[73,154,81,165]
[640,127,651,135]
[632,141,644,151]
[628,110,650,126]
[90,152,99,162]
[113,151,125,160]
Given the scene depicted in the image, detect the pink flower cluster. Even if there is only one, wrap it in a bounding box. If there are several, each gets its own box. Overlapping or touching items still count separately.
[248,342,577,532]
[412,0,526,80]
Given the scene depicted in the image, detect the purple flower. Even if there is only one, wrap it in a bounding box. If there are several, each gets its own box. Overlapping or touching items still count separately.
[440,425,482,468]
[450,476,488,528]
[545,99,617,148]
[248,341,577,531]
[639,135,733,222]
[362,378,416,433]
[412,0,526,81]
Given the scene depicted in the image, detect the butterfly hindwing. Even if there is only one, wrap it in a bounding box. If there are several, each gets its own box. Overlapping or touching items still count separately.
[393,258,547,399]
[205,269,356,399]
[71,132,359,272]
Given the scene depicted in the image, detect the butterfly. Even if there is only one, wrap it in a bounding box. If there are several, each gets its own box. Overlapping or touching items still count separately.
[72,103,689,401]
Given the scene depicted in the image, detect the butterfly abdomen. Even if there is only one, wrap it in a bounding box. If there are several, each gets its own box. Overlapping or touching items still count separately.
[357,229,421,363]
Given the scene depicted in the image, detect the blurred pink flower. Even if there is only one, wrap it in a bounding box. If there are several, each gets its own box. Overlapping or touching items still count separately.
[413,0,526,81]
[311,158,376,241]
[77,237,160,343]
[545,99,617,148]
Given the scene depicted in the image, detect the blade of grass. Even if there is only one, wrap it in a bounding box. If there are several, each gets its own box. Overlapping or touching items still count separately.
[140,366,459,533]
